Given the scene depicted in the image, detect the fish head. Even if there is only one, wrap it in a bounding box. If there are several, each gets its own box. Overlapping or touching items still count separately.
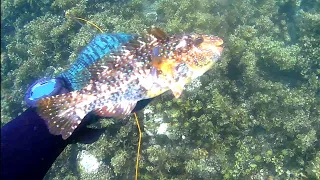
[143,29,224,99]
[173,34,224,79]
[190,34,224,62]
[148,34,223,98]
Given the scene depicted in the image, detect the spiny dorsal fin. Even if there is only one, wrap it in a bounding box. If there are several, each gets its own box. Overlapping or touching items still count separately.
[147,27,168,40]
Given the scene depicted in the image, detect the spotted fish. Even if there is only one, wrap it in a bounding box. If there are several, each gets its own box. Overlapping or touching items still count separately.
[37,27,224,139]
[59,33,135,90]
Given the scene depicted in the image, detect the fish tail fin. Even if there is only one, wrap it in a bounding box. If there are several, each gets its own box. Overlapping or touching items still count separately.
[37,91,95,139]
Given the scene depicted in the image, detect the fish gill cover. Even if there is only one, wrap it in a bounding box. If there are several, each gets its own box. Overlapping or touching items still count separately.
[1,0,320,179]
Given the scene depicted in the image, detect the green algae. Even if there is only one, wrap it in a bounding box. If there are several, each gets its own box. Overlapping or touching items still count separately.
[1,0,319,179]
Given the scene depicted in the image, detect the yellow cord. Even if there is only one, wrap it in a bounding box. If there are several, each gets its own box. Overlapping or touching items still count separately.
[134,113,141,180]
[65,11,104,33]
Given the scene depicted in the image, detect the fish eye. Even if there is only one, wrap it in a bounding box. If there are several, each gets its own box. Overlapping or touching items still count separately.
[194,37,204,46]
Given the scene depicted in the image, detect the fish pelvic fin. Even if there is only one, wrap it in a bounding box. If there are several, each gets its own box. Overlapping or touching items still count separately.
[37,91,96,140]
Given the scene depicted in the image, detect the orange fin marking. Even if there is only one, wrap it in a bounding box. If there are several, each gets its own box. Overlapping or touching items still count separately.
[151,57,178,77]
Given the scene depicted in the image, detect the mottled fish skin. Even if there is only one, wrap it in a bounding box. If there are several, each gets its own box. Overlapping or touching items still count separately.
[59,33,135,90]
[37,28,223,139]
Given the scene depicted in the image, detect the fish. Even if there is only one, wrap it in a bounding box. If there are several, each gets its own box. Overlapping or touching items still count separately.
[59,33,135,90]
[37,27,224,139]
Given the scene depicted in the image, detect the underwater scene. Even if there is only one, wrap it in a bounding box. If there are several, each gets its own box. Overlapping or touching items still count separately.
[1,0,319,179]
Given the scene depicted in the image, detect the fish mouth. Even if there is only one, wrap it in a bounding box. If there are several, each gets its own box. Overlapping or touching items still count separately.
[211,38,224,62]
[212,37,223,46]
[216,46,224,55]
[212,36,224,54]
[202,35,223,57]
[212,44,223,61]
